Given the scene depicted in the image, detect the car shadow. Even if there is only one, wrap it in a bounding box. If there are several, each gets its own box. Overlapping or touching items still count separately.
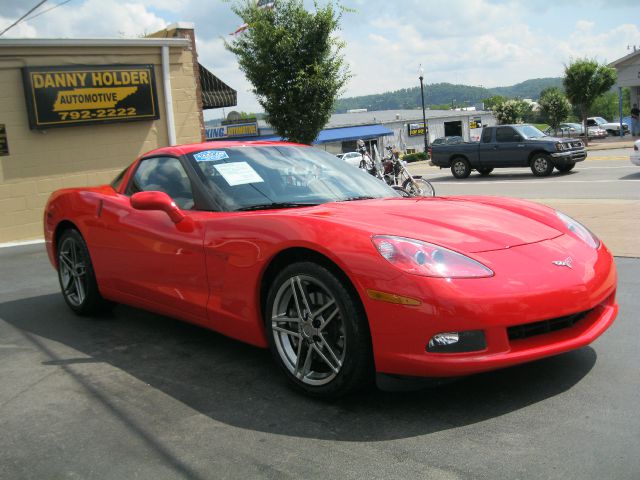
[620,171,640,180]
[0,293,597,442]
[427,170,579,183]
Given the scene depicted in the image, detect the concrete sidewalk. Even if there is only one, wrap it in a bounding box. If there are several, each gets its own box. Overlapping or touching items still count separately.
[537,199,640,258]
[586,136,637,151]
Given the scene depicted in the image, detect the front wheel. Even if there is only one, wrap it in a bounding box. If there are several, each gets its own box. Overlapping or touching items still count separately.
[530,154,554,177]
[451,157,471,179]
[265,262,372,398]
[57,229,112,315]
[402,177,435,197]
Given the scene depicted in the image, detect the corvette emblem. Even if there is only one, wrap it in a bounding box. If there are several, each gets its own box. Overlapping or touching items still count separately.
[552,257,573,268]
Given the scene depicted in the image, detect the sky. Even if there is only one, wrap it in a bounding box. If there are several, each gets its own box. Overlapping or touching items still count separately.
[2,0,639,119]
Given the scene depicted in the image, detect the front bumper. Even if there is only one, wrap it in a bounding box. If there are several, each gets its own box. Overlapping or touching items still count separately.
[551,149,587,162]
[361,235,617,378]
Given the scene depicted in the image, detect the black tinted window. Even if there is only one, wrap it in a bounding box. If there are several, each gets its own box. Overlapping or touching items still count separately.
[128,157,194,210]
[481,129,492,143]
[496,127,517,142]
[110,168,128,191]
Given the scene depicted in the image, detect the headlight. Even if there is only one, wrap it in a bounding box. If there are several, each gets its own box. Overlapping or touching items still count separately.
[556,211,600,249]
[371,235,494,278]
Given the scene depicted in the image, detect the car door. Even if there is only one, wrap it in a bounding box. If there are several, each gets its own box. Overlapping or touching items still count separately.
[90,156,209,323]
[492,127,527,166]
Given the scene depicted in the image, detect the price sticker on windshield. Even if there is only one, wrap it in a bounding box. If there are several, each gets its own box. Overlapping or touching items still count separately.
[214,162,264,186]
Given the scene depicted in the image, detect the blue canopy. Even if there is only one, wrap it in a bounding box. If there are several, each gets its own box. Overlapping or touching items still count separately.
[314,124,394,144]
[206,124,394,144]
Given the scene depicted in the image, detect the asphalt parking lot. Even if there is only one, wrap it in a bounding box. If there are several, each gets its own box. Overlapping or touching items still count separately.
[1,243,639,480]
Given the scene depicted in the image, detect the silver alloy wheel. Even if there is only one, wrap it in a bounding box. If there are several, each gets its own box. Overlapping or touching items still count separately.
[58,236,87,307]
[533,157,549,173]
[271,274,346,386]
[453,161,467,176]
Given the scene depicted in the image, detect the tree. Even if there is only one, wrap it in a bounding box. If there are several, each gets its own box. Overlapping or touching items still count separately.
[493,99,532,124]
[226,0,350,144]
[483,95,507,111]
[539,87,571,130]
[563,59,617,144]
[589,88,630,120]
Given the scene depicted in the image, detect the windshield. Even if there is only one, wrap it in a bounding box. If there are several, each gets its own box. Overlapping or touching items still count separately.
[514,125,546,139]
[189,145,398,211]
[593,117,607,125]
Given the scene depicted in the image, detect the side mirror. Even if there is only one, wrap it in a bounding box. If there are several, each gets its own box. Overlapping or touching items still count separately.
[130,191,185,223]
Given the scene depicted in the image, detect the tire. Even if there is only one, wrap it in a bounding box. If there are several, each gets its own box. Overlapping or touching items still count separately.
[555,162,575,173]
[530,153,554,177]
[477,167,494,176]
[450,157,471,179]
[402,177,435,197]
[391,185,411,197]
[265,261,372,398]
[57,229,112,315]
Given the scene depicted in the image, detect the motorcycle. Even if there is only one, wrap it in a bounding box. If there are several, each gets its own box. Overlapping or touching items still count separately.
[381,145,435,197]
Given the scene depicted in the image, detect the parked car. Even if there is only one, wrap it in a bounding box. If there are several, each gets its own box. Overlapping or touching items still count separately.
[430,124,587,178]
[339,151,363,167]
[431,136,464,146]
[544,123,607,139]
[335,153,345,160]
[631,139,640,166]
[44,140,617,397]
[587,117,629,136]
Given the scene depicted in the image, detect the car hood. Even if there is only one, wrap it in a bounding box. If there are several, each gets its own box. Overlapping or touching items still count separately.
[311,197,563,254]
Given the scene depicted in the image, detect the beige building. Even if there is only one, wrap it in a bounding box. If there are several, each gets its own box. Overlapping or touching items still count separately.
[0,23,235,244]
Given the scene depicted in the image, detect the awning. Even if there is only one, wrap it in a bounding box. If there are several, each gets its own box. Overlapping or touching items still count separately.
[206,124,394,143]
[199,63,237,109]
[314,124,393,144]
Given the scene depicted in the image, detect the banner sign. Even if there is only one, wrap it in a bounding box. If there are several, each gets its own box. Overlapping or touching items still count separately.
[0,124,8,156]
[469,116,482,129]
[206,122,259,140]
[408,122,427,137]
[21,65,159,129]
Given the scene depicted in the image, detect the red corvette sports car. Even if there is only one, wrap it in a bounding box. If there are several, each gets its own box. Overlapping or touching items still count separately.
[44,141,618,397]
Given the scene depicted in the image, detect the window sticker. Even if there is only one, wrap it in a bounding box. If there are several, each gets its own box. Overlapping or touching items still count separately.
[214,162,264,186]
[193,150,229,162]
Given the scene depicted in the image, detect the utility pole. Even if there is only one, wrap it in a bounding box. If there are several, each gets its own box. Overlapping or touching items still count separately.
[419,65,428,155]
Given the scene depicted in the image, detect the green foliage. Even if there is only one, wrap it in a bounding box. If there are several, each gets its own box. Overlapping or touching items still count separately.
[483,95,507,110]
[401,152,428,162]
[539,87,571,130]
[563,59,617,120]
[493,99,533,124]
[589,88,631,119]
[226,0,349,144]
[333,78,563,113]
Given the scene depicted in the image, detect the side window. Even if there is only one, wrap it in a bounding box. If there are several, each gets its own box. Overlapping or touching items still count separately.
[127,157,195,210]
[110,167,128,191]
[495,127,516,143]
[481,128,492,143]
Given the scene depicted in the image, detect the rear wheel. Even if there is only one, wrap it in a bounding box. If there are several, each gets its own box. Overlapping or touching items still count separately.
[477,167,494,176]
[530,154,554,177]
[555,162,575,173]
[265,262,372,398]
[57,229,112,315]
[451,157,471,179]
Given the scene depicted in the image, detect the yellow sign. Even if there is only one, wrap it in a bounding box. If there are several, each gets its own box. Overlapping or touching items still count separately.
[22,65,159,129]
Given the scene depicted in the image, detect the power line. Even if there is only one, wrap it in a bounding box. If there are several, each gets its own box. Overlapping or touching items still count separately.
[0,0,48,37]
[25,0,73,22]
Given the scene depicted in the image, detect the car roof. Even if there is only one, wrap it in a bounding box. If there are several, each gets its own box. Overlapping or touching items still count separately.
[142,140,310,158]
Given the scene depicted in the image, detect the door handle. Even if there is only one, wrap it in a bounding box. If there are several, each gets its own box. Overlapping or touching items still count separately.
[517,144,525,147]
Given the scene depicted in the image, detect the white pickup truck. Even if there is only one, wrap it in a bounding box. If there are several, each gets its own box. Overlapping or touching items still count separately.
[587,117,629,136]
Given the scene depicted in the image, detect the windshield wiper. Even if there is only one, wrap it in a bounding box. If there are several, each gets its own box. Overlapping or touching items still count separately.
[235,202,319,212]
[341,196,377,202]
